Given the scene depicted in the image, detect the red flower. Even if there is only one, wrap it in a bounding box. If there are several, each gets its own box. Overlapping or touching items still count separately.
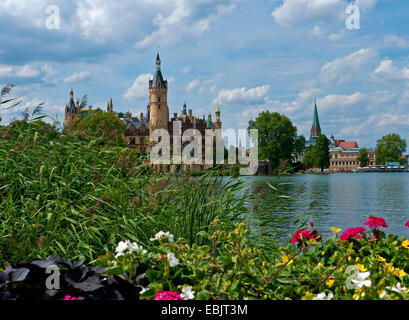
[310,222,315,227]
[291,229,316,246]
[364,217,388,229]
[340,227,367,241]
[405,220,409,228]
[155,291,183,301]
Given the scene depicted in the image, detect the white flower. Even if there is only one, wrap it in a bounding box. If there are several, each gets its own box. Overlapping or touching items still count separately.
[379,290,387,299]
[115,240,147,258]
[140,287,148,295]
[150,231,174,243]
[351,271,372,289]
[180,286,195,300]
[387,282,408,294]
[315,291,333,300]
[167,252,180,267]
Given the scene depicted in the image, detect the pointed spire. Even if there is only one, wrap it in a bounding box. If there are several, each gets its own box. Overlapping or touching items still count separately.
[310,98,322,139]
[156,48,161,71]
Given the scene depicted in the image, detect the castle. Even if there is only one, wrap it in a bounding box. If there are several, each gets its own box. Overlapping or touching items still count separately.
[65,52,222,156]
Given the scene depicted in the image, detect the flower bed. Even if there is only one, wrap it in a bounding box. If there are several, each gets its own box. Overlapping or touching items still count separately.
[2,216,409,300]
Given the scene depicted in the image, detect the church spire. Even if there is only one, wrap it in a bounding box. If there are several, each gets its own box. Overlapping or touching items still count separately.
[310,99,321,139]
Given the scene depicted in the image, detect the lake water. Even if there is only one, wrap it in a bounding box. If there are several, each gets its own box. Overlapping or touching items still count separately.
[233,173,409,240]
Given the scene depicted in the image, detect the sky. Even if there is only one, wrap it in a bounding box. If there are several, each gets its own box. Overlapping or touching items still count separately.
[0,0,409,148]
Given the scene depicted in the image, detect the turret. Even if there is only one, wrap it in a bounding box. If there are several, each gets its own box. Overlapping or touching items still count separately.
[149,51,169,134]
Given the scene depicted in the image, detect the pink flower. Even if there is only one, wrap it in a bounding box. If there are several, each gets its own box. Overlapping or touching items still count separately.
[340,227,366,241]
[155,291,183,301]
[364,217,388,229]
[291,229,317,246]
[310,222,315,227]
[64,295,83,301]
[405,220,409,228]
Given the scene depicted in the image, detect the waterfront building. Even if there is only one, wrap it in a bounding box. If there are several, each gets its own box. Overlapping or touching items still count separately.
[329,141,376,172]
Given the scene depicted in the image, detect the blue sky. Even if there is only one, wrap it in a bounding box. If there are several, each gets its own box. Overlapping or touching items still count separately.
[1,0,409,148]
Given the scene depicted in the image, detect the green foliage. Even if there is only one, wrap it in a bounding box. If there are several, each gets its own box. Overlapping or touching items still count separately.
[313,135,330,172]
[71,110,126,146]
[248,111,303,170]
[376,133,407,165]
[302,148,315,169]
[357,148,369,167]
[100,219,409,300]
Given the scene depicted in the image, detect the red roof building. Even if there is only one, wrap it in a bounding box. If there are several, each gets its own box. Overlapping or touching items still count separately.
[339,141,359,149]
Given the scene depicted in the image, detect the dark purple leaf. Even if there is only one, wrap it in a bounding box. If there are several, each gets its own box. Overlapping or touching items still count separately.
[11,268,30,282]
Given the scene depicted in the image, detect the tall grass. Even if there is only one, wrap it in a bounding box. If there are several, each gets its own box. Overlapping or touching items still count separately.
[0,120,252,266]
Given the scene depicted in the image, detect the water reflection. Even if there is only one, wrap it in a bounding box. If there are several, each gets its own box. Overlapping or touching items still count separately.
[233,173,409,240]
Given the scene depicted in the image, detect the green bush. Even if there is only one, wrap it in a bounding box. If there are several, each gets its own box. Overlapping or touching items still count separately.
[71,111,126,146]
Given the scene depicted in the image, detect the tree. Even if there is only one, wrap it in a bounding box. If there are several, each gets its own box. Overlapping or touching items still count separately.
[72,110,126,145]
[302,147,315,168]
[294,135,307,160]
[376,133,407,165]
[248,111,300,170]
[313,135,330,172]
[357,148,369,167]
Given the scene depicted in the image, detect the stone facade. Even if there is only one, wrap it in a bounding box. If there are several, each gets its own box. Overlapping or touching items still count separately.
[329,146,376,172]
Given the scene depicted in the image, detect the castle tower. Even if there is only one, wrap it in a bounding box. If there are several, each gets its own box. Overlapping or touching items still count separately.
[215,104,221,129]
[310,99,321,139]
[149,51,169,134]
[107,98,113,112]
[64,89,80,128]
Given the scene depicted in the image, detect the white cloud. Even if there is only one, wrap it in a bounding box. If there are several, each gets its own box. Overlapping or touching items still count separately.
[63,72,91,84]
[328,29,345,41]
[271,0,377,27]
[0,1,239,46]
[15,64,40,78]
[310,25,327,37]
[272,0,346,27]
[186,79,200,91]
[320,48,377,84]
[373,59,409,81]
[216,85,270,105]
[0,63,54,79]
[0,65,13,77]
[134,2,237,49]
[123,73,152,100]
[383,34,409,49]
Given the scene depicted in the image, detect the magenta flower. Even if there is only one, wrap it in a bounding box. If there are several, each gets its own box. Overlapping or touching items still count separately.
[405,220,409,228]
[155,291,183,301]
[291,229,317,247]
[340,227,367,241]
[364,217,388,229]
[64,295,84,300]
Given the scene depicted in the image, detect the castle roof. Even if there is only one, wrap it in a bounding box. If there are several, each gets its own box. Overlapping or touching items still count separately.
[123,118,150,130]
[151,52,167,89]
